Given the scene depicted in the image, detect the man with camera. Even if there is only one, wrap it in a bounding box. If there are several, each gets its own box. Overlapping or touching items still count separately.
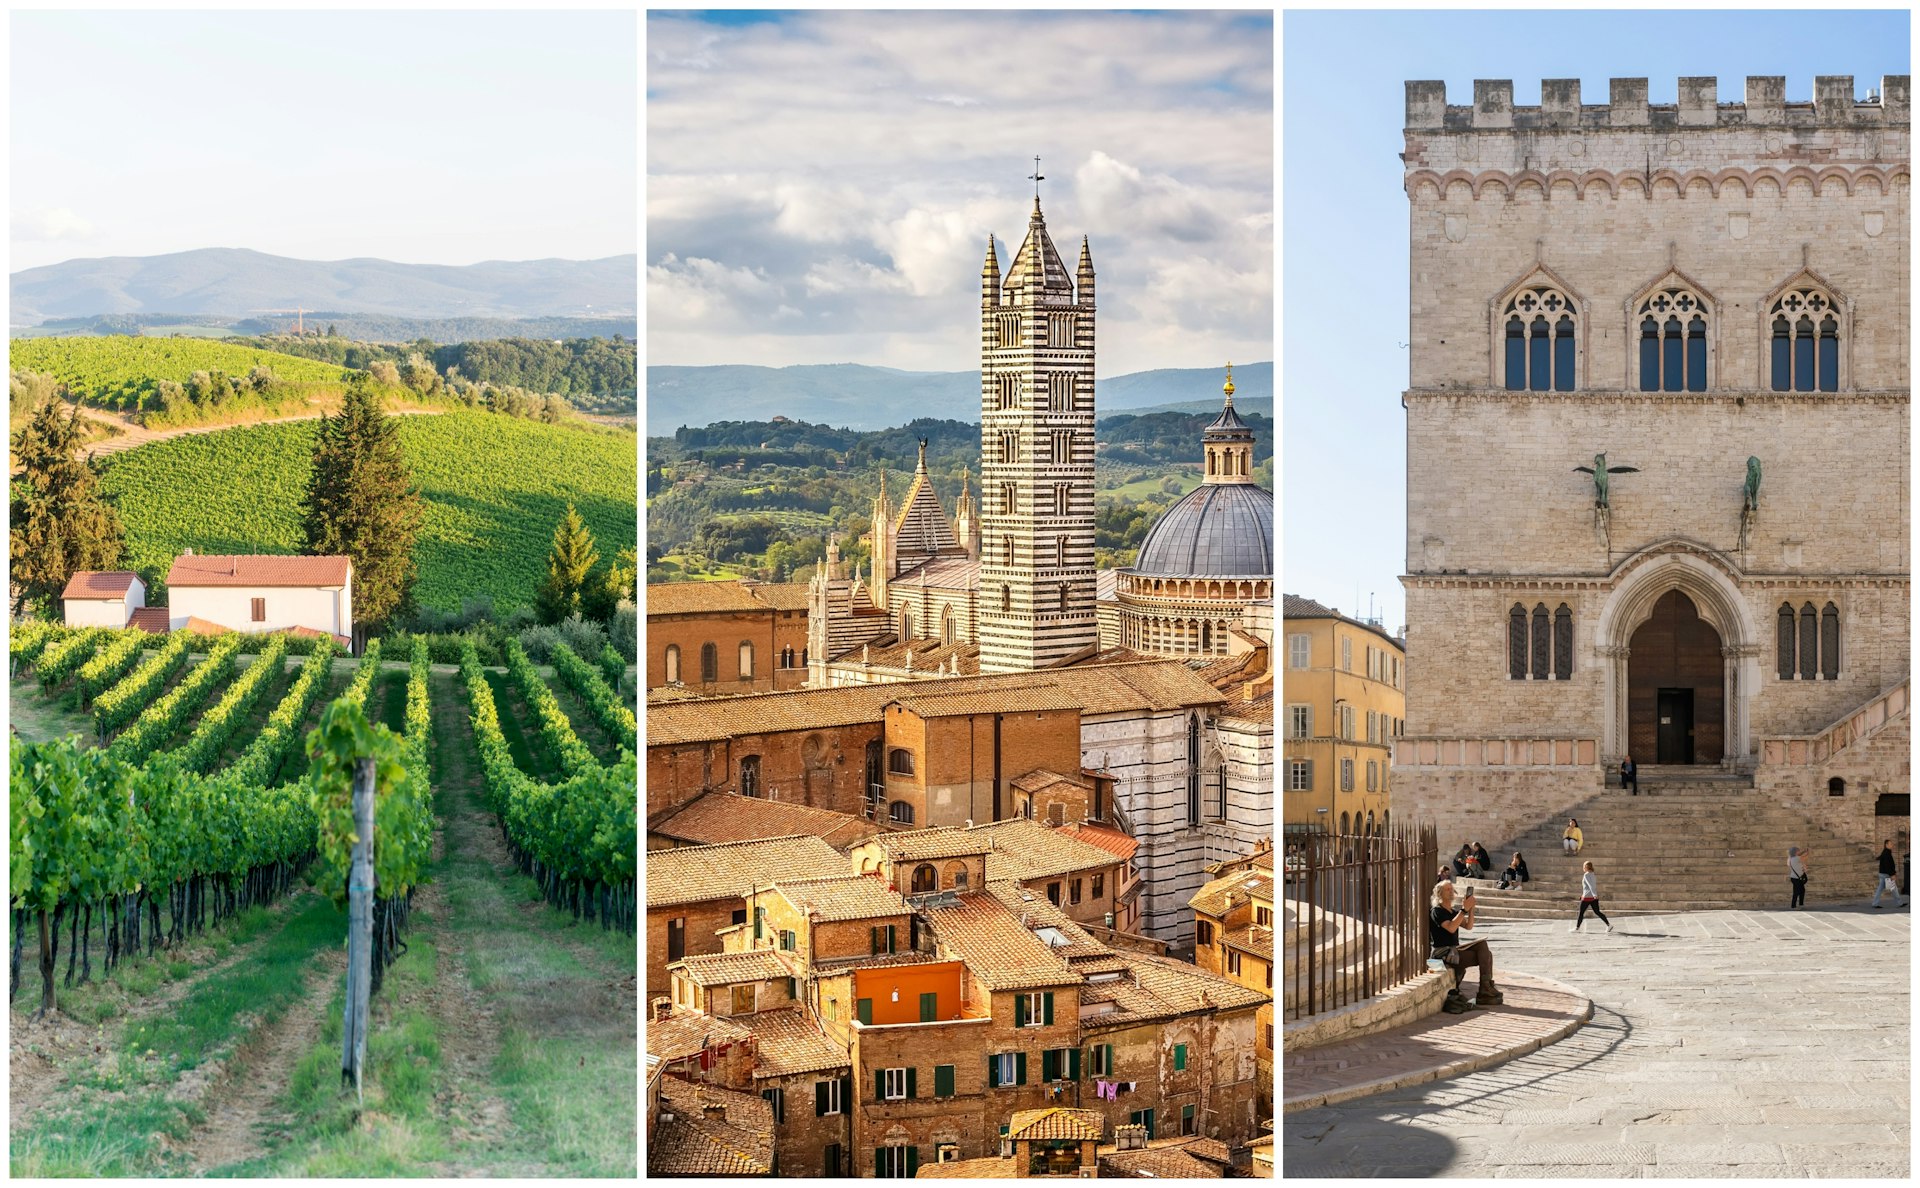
[1430,880,1503,1012]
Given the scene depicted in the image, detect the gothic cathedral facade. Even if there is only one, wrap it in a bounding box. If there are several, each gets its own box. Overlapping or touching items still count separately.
[1395,76,1911,850]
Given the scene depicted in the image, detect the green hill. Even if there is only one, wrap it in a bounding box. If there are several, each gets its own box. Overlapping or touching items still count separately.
[99,411,636,613]
[10,336,352,410]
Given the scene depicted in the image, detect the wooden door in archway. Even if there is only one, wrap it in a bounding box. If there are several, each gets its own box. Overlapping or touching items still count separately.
[1628,590,1723,764]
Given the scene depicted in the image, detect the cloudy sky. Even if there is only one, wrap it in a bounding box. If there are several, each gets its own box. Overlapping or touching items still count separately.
[647,10,1272,376]
[11,11,636,271]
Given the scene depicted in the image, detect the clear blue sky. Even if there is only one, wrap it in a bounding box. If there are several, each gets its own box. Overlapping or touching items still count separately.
[1283,9,1910,634]
[10,10,636,270]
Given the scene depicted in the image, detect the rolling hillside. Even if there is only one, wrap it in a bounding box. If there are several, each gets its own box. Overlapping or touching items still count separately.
[10,336,351,407]
[99,411,636,613]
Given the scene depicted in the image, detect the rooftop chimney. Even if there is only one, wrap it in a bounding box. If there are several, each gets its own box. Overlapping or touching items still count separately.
[1116,1123,1147,1151]
[652,996,672,1021]
[703,1104,727,1122]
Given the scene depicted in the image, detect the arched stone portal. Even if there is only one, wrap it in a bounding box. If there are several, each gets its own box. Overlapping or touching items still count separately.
[1596,545,1759,769]
[1628,591,1723,764]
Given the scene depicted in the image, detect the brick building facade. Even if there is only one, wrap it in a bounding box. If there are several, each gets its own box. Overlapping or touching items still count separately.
[646,580,812,694]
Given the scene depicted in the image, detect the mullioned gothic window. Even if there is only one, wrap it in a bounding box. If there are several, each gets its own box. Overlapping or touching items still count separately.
[1508,602,1574,680]
[1769,286,1840,392]
[1637,288,1709,392]
[1503,287,1577,392]
[1776,601,1840,680]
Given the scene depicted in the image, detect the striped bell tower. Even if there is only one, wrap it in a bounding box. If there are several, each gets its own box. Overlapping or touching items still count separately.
[977,180,1098,674]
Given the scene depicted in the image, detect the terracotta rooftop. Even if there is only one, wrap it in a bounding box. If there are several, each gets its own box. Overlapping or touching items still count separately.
[1008,1107,1104,1142]
[921,891,1076,991]
[60,570,140,599]
[1008,768,1090,795]
[1099,1143,1230,1178]
[646,835,850,908]
[649,1078,774,1176]
[650,791,882,851]
[748,582,813,611]
[1058,822,1140,863]
[648,659,1226,746]
[1079,952,1269,1029]
[645,580,773,616]
[646,1011,751,1064]
[835,636,980,676]
[865,828,991,863]
[985,882,1110,962]
[736,1008,851,1079]
[670,947,794,988]
[770,876,910,923]
[914,1155,1020,1178]
[181,616,234,636]
[127,607,171,633]
[1189,869,1275,920]
[1222,923,1273,961]
[969,818,1125,881]
[166,553,350,588]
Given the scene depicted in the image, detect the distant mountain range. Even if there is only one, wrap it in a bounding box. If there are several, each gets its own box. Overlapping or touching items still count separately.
[646,361,1271,431]
[10,248,638,324]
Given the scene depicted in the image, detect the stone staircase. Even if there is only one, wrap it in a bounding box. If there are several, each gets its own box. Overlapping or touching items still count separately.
[1456,767,1887,921]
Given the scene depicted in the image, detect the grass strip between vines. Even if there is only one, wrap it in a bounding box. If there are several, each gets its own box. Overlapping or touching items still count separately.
[480,670,555,781]
[9,893,339,1177]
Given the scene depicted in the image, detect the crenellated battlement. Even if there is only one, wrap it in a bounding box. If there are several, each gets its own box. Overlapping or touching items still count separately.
[1406,76,1910,132]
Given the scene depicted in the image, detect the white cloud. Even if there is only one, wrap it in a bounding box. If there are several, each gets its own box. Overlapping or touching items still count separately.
[647,253,780,330]
[13,206,95,242]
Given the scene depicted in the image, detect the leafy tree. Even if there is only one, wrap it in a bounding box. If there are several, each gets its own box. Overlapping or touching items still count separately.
[300,379,425,648]
[9,401,126,617]
[536,503,600,624]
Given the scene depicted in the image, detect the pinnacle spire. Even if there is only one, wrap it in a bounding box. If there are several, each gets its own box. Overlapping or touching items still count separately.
[916,437,928,473]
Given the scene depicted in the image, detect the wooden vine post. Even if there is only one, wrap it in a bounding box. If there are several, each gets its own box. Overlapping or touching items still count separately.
[342,756,375,1100]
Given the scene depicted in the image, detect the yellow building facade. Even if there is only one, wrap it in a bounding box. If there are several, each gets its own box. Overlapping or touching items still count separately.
[1281,595,1405,837]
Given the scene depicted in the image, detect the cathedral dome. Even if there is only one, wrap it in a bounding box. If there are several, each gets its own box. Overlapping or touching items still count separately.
[1133,482,1274,578]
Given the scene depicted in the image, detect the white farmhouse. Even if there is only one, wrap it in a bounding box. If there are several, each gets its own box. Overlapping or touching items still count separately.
[60,570,146,628]
[165,552,353,646]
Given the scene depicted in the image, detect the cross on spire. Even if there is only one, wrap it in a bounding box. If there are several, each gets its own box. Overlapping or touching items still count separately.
[1029,155,1044,202]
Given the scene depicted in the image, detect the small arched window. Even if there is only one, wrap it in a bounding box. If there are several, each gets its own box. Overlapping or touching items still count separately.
[664,644,681,684]
[1799,603,1818,680]
[911,863,938,893]
[1508,603,1528,680]
[941,606,955,645]
[739,756,761,797]
[1503,286,1577,392]
[1553,604,1573,680]
[1001,585,1011,614]
[700,642,718,683]
[1769,286,1840,392]
[1637,288,1709,392]
[901,611,914,640]
[1829,777,1847,797]
[1777,603,1796,679]
[1186,714,1201,826]
[943,861,969,889]
[1002,535,1014,567]
[1820,602,1840,680]
[1339,811,1351,835]
[888,748,915,776]
[889,801,915,825]
[738,640,754,680]
[1530,604,1550,681]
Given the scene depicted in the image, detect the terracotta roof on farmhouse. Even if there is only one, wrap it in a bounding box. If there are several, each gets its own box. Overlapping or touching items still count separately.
[669,947,794,988]
[60,570,139,599]
[127,607,171,633]
[646,835,849,907]
[650,792,881,851]
[284,625,353,647]
[922,890,1076,991]
[647,660,1225,745]
[181,616,234,636]
[770,876,909,923]
[1058,822,1140,863]
[736,1008,850,1079]
[649,1078,774,1177]
[1007,1107,1104,1142]
[166,554,350,588]
[866,828,991,862]
[647,1010,752,1064]
[969,818,1124,881]
[645,580,771,616]
[1189,869,1274,920]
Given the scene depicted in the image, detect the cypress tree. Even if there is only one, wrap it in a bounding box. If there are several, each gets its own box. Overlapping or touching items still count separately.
[536,504,600,624]
[300,380,424,649]
[9,401,126,618]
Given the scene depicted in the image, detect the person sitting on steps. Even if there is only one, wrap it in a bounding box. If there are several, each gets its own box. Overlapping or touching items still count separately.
[1620,754,1639,796]
[1429,880,1502,1011]
[1496,851,1529,891]
[1563,818,1583,854]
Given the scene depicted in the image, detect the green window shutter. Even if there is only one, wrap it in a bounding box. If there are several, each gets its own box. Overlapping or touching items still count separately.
[906,1067,917,1099]
[1043,991,1055,1025]
[1068,1046,1081,1080]
[841,1075,852,1111]
[875,1148,886,1177]
[1015,1051,1028,1085]
[987,1053,999,1088]
[875,1070,887,1101]
[857,998,873,1026]
[1014,995,1028,1027]
[906,1145,918,1177]
[754,907,764,939]
[935,1064,955,1098]
[816,1080,829,1116]
[1105,1044,1114,1074]
[787,977,797,999]
[1174,1043,1187,1071]
[1042,1049,1059,1082]
[886,924,897,953]
[920,991,937,1021]
[870,925,879,954]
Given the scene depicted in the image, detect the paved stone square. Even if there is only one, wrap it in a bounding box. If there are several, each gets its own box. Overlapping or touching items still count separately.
[1284,907,1910,1177]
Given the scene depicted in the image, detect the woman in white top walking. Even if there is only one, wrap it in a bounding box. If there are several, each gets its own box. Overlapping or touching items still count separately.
[1572,860,1613,932]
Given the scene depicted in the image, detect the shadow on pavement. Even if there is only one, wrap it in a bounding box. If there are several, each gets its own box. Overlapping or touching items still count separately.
[1283,1110,1458,1178]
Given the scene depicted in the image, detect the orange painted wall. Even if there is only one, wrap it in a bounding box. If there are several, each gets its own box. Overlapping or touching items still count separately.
[853,961,965,1025]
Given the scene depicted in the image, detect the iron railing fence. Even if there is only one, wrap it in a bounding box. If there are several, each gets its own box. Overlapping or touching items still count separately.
[1282,822,1437,1023]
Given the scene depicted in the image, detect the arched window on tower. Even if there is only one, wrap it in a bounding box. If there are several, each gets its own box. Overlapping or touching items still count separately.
[738,640,754,680]
[1769,286,1841,392]
[1002,535,1014,567]
[1001,585,1011,614]
[1503,286,1577,392]
[941,606,955,646]
[1637,288,1710,392]
[1508,604,1527,680]
[1821,602,1840,680]
[739,755,760,797]
[1777,603,1795,679]
[1799,602,1818,680]
[1186,714,1201,827]
[1057,583,1068,612]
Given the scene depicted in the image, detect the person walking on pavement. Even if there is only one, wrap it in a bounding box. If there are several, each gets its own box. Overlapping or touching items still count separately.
[1787,846,1808,909]
[1572,860,1613,932]
[1620,754,1639,796]
[1562,818,1583,855]
[1871,839,1907,909]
